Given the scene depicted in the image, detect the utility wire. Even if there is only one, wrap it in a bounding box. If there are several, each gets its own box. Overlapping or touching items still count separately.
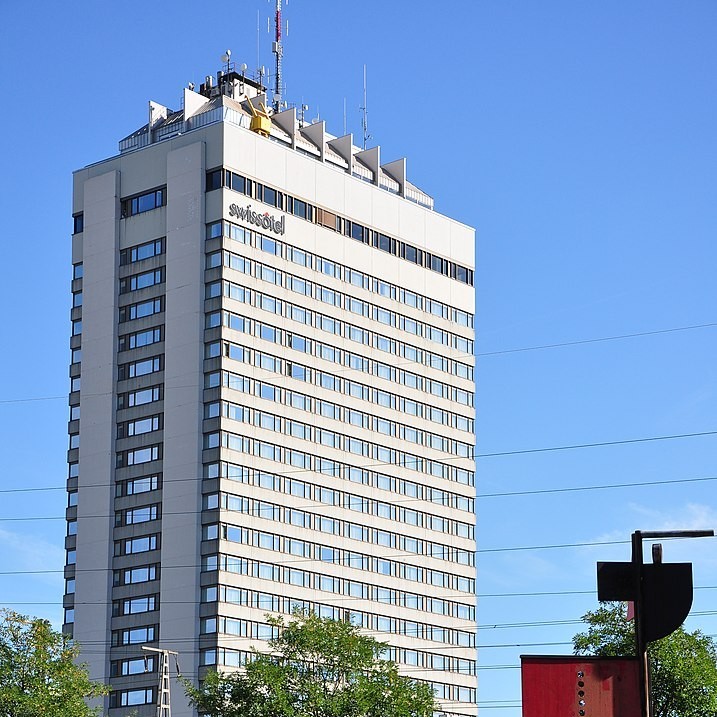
[1,535,714,578]
[5,423,708,497]
[476,429,717,458]
[475,321,717,357]
[2,320,716,406]
[477,474,717,498]
[5,585,717,604]
[2,471,714,499]
[0,508,629,554]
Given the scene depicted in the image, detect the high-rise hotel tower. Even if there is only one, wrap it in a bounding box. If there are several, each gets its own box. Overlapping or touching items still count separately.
[65,65,476,716]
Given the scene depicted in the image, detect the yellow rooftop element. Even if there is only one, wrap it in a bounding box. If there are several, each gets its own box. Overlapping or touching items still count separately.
[246,100,272,137]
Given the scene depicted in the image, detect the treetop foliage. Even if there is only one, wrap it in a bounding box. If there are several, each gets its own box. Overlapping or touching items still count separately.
[573,602,717,717]
[186,612,436,717]
[0,609,107,717]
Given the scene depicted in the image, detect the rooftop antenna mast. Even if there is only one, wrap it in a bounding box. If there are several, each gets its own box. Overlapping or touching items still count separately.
[272,0,284,112]
[360,64,370,149]
[257,9,261,77]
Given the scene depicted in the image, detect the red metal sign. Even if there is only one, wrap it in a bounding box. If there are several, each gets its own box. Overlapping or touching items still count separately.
[521,655,640,717]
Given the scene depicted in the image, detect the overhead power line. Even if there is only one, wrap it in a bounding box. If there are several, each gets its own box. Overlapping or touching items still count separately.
[476,321,717,357]
[477,474,717,498]
[3,471,715,499]
[476,429,717,458]
[1,535,713,579]
[6,585,717,604]
[1,320,715,406]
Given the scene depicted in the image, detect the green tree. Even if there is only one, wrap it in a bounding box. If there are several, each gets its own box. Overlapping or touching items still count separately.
[0,609,107,717]
[185,612,436,717]
[573,602,717,717]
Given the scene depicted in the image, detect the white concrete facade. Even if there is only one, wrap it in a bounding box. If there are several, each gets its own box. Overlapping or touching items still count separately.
[66,78,476,717]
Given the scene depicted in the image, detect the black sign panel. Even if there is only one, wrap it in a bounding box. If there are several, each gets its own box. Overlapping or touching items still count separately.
[642,563,693,642]
[596,561,693,642]
[597,562,635,601]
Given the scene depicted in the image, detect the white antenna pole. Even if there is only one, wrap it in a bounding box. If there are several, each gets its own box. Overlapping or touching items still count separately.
[157,651,170,717]
[343,97,347,135]
[360,64,370,149]
[256,9,260,75]
[272,0,284,112]
[142,646,180,717]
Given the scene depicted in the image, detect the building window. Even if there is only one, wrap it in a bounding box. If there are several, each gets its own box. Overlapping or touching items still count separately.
[350,222,366,243]
[116,444,161,468]
[114,564,159,586]
[115,534,159,555]
[117,414,162,439]
[116,504,160,526]
[120,238,165,265]
[112,595,158,616]
[72,214,84,234]
[110,688,156,708]
[226,171,252,195]
[117,386,162,410]
[206,169,223,191]
[121,187,165,218]
[119,297,164,322]
[118,355,163,380]
[118,474,160,496]
[111,655,156,677]
[118,326,163,352]
[119,268,164,294]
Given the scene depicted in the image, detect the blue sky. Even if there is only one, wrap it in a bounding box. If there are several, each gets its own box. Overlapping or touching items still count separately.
[1,1,716,713]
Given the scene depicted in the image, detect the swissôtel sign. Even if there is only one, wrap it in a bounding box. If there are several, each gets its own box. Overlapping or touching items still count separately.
[228,203,285,235]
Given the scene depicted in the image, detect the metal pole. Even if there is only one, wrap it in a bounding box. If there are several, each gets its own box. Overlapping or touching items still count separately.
[273,0,283,112]
[142,646,179,717]
[632,531,649,717]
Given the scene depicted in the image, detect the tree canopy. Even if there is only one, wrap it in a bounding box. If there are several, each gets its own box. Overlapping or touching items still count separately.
[185,612,436,717]
[0,609,107,717]
[573,602,717,717]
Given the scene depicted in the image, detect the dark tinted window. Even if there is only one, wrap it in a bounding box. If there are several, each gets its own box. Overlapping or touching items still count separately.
[404,244,421,264]
[122,188,165,218]
[293,198,307,219]
[378,234,393,254]
[430,255,446,274]
[351,222,365,243]
[454,264,468,283]
[206,170,222,191]
[234,173,245,193]
[263,186,277,207]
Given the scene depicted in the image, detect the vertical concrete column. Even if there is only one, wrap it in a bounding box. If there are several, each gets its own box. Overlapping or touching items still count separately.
[74,170,120,701]
[161,141,206,717]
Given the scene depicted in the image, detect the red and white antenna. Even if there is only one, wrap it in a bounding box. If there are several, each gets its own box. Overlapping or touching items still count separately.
[272,0,283,112]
